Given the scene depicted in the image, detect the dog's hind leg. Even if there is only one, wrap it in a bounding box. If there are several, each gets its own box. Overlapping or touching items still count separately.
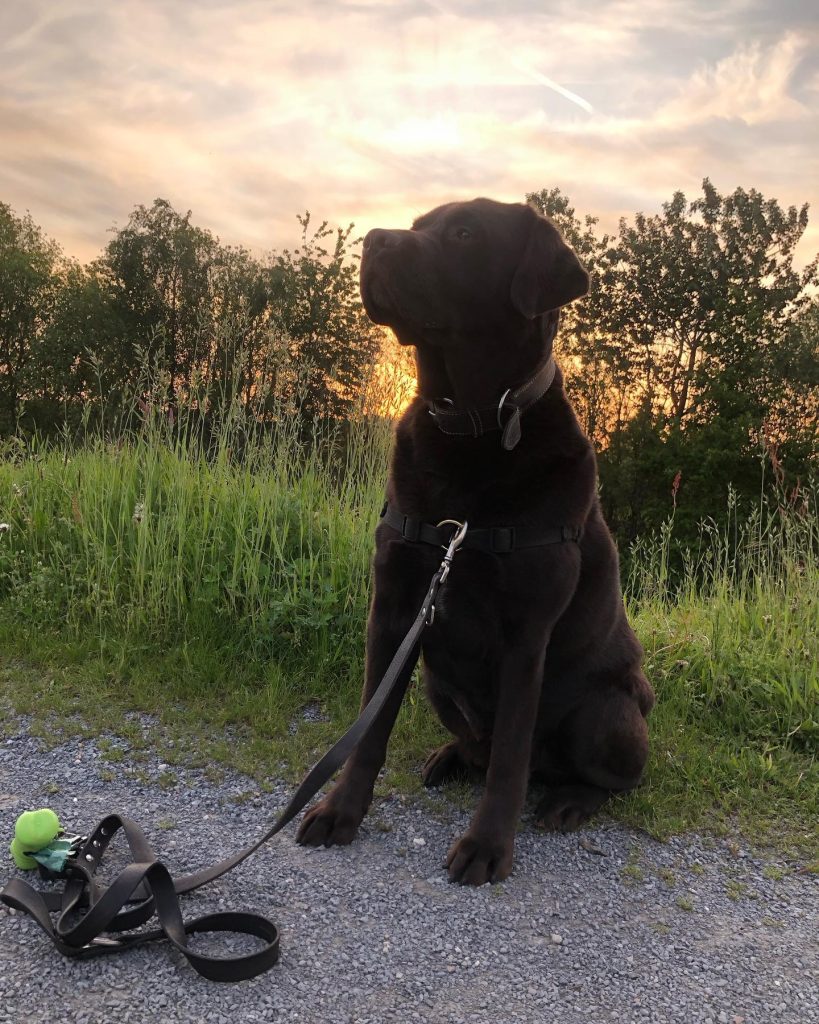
[422,742,470,787]
[534,783,611,831]
[422,686,490,788]
[534,680,651,832]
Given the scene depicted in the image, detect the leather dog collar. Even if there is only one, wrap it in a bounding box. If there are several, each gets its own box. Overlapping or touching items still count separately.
[425,356,556,450]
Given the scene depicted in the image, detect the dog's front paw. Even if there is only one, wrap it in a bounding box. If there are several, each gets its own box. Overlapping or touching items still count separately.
[296,789,366,848]
[446,830,513,886]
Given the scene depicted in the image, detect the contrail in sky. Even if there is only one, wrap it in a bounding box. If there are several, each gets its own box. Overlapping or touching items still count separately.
[511,59,595,114]
[423,0,595,114]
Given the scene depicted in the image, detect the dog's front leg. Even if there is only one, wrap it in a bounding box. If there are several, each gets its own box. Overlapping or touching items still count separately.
[297,541,426,847]
[446,631,548,885]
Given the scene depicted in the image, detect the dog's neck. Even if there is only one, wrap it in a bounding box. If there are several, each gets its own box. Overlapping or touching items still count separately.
[413,311,559,408]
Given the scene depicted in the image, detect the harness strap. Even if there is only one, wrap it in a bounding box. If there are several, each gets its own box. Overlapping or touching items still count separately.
[1,524,465,981]
[380,502,581,552]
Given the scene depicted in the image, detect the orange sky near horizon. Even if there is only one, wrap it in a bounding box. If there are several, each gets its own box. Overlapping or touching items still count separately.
[1,1,818,270]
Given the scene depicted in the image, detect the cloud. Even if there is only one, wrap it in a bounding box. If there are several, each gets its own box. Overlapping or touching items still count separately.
[0,0,815,271]
[657,32,810,126]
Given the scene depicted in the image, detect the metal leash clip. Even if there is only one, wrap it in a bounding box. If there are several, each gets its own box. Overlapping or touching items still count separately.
[435,519,468,584]
[424,519,468,625]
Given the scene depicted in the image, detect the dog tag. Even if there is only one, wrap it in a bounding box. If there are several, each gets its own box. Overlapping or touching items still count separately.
[501,406,522,450]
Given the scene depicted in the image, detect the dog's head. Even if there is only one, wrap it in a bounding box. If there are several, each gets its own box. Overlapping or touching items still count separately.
[360,198,589,348]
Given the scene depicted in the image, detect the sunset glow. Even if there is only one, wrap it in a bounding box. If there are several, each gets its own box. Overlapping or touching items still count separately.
[1,1,817,266]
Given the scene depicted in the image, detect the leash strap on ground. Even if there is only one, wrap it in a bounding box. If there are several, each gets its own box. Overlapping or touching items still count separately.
[0,521,468,982]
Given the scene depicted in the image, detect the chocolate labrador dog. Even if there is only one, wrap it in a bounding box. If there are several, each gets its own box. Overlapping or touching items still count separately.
[297,198,654,885]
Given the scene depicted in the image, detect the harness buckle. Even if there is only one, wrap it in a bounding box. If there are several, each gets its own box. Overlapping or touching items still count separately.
[86,936,127,949]
[428,397,455,419]
[401,515,421,542]
[490,527,515,553]
[436,519,468,554]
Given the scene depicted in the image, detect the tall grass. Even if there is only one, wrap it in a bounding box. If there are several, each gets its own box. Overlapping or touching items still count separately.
[626,485,818,749]
[0,402,392,710]
[0,381,816,847]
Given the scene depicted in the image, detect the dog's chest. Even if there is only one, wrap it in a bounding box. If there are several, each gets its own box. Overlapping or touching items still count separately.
[426,553,504,654]
[419,556,504,728]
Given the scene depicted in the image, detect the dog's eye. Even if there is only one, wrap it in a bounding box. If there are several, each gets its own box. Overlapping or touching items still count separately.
[451,226,473,242]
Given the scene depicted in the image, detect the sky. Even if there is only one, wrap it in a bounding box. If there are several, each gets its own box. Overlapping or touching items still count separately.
[1,0,818,266]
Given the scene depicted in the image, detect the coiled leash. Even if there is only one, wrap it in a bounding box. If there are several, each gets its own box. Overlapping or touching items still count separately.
[0,519,470,982]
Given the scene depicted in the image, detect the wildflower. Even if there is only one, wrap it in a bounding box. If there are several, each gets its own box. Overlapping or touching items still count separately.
[671,470,682,510]
[0,523,9,533]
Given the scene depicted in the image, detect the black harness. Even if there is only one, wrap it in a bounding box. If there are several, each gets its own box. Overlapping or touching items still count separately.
[380,502,581,552]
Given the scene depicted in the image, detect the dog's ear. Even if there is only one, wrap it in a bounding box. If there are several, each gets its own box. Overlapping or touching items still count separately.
[510,211,590,318]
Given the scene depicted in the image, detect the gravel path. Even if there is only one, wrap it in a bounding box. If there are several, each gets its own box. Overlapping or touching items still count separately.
[1,715,816,1024]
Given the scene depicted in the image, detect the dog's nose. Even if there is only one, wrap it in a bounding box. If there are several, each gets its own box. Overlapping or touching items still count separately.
[363,228,405,253]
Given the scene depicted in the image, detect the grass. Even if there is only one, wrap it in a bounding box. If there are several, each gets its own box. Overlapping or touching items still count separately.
[617,490,818,854]
[0,398,816,860]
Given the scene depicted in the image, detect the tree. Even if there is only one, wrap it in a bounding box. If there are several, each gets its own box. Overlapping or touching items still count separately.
[266,214,381,421]
[199,243,279,414]
[526,188,624,446]
[27,263,124,431]
[763,296,819,454]
[609,179,818,430]
[526,181,818,550]
[98,199,220,404]
[604,182,817,548]
[0,204,63,433]
[94,202,380,424]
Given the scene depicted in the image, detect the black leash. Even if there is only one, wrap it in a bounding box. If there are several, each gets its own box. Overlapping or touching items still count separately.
[1,520,468,981]
[2,503,581,982]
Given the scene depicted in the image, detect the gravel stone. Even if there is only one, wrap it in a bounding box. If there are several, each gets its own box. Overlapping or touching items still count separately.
[0,715,816,1023]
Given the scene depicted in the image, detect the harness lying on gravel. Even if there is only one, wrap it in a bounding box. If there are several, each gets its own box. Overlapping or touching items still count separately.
[1,511,580,981]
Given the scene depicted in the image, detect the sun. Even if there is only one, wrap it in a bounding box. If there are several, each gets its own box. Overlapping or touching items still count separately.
[382,114,463,152]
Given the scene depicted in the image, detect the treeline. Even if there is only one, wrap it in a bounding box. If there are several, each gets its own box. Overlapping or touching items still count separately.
[0,199,381,436]
[1,181,817,549]
[528,182,818,544]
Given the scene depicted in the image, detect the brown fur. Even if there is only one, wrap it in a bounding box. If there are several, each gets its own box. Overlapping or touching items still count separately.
[297,198,654,885]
